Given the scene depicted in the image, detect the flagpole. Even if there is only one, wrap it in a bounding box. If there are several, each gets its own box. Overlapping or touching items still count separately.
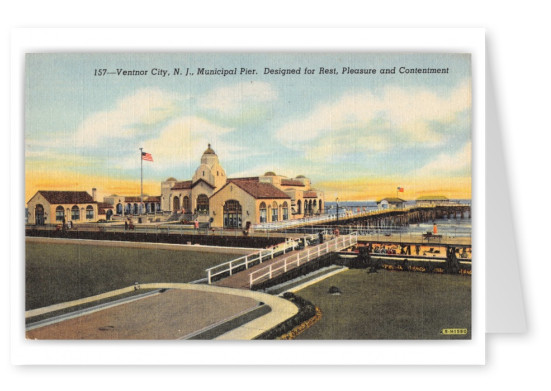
[140,147,143,215]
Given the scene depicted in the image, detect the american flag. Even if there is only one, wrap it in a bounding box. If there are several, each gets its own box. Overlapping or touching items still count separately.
[141,151,153,162]
[397,186,404,192]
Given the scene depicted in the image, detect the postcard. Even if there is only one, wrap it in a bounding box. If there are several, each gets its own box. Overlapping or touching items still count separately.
[13,27,486,365]
[24,51,473,340]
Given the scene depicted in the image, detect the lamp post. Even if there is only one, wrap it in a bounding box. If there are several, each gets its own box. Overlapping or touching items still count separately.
[336,197,339,226]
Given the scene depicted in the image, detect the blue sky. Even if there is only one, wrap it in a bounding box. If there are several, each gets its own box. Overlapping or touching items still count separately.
[25,53,472,201]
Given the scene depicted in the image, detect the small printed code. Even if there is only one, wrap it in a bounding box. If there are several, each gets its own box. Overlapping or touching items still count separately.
[441,328,468,335]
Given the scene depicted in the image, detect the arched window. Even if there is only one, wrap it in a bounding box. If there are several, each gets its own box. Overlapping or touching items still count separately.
[197,194,209,215]
[71,205,80,220]
[259,202,267,223]
[271,201,278,222]
[318,200,323,213]
[35,204,45,225]
[297,200,302,215]
[282,201,289,221]
[133,203,138,214]
[106,209,113,220]
[116,203,123,215]
[173,196,180,212]
[86,205,94,220]
[56,206,65,221]
[223,200,242,228]
[183,196,190,212]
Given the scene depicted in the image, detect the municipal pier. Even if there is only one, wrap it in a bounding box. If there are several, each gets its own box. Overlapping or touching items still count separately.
[26,145,471,340]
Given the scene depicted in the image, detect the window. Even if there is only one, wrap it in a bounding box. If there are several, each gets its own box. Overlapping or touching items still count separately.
[223,200,242,229]
[86,205,94,220]
[183,196,190,212]
[259,202,267,223]
[271,202,278,222]
[282,202,289,221]
[56,206,64,221]
[71,205,80,220]
[197,194,209,215]
[173,196,180,212]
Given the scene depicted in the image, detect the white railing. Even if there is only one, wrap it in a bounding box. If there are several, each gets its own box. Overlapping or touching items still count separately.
[205,234,319,284]
[251,203,471,232]
[248,232,358,288]
[251,206,423,231]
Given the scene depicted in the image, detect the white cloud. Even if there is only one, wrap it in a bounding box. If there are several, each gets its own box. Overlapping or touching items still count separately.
[416,141,472,177]
[112,116,233,170]
[75,88,182,146]
[275,81,471,151]
[197,81,277,116]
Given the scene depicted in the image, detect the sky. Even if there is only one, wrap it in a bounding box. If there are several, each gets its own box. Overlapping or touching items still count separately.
[25,53,472,203]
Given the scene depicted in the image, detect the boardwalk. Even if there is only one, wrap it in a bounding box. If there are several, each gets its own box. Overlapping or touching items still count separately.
[214,234,358,290]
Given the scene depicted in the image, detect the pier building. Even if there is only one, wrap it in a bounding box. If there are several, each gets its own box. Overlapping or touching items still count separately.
[415,195,452,206]
[103,195,161,216]
[377,197,406,209]
[160,145,324,228]
[27,190,99,225]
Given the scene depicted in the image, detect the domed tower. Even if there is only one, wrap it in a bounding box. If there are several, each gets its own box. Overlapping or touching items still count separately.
[192,144,227,189]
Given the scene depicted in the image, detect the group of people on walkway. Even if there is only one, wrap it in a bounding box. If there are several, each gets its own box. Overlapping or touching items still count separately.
[124,218,135,230]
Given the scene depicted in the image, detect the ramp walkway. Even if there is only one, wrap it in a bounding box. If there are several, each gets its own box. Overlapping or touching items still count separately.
[212,233,358,290]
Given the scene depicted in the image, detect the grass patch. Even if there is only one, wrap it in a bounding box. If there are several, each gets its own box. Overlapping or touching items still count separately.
[25,242,237,310]
[294,269,471,340]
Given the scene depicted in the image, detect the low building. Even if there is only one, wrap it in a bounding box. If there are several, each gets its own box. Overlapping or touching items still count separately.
[26,190,98,225]
[160,144,324,228]
[377,197,406,209]
[415,195,450,206]
[97,202,115,221]
[103,195,161,216]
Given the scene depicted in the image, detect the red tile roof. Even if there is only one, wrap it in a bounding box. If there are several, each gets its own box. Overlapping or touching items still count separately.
[144,196,161,202]
[222,177,291,199]
[191,178,215,189]
[124,196,142,203]
[303,191,318,198]
[171,180,192,190]
[280,179,305,187]
[227,176,259,182]
[37,191,95,205]
[97,202,113,214]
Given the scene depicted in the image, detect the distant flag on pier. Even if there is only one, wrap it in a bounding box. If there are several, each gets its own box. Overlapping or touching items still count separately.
[141,151,153,162]
[397,186,404,192]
